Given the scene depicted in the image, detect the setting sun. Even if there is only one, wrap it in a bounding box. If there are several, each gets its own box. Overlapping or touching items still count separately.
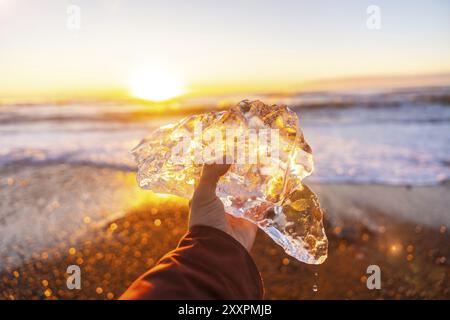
[129,68,186,102]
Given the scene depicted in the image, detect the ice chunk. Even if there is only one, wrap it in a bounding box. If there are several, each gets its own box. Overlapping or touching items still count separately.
[131,100,328,264]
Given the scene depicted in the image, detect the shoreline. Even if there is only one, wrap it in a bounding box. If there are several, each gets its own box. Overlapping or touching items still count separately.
[0,164,448,299]
[2,160,449,187]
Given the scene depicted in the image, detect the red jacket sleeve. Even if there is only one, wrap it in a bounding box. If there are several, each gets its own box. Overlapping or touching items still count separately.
[119,225,264,300]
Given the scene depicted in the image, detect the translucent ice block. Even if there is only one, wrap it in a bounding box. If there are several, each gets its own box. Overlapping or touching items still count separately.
[131,100,328,264]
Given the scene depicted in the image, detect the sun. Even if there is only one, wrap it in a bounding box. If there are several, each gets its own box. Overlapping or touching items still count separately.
[129,68,186,102]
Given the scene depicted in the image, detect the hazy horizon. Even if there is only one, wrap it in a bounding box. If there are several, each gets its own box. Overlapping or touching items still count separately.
[1,0,450,100]
[1,72,450,103]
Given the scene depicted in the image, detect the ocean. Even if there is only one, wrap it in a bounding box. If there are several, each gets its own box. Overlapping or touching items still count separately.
[1,87,449,186]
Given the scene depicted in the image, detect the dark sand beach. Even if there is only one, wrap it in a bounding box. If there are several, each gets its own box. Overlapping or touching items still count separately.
[0,164,449,300]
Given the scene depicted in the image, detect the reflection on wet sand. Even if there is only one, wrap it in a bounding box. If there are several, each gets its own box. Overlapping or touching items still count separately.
[0,164,448,299]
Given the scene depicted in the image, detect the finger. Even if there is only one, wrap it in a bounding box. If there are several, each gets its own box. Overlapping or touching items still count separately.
[198,163,231,187]
[226,214,258,232]
[225,215,258,251]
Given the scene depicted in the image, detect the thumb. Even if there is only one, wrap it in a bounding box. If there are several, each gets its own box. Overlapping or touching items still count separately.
[189,163,230,230]
[198,163,231,188]
[192,163,231,207]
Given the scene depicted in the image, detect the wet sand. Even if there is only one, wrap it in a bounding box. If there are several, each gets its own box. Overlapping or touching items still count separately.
[0,164,449,299]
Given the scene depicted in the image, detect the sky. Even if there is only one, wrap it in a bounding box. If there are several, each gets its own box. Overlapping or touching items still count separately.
[0,0,450,99]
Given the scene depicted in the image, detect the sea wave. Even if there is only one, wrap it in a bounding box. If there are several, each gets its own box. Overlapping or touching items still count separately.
[1,89,449,186]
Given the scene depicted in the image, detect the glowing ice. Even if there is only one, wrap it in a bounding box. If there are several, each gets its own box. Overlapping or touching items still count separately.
[132,100,328,264]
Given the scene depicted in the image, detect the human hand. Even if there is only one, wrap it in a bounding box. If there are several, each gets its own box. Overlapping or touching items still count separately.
[189,164,258,252]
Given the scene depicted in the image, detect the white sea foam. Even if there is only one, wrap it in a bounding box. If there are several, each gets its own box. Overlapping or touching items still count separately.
[1,90,449,186]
